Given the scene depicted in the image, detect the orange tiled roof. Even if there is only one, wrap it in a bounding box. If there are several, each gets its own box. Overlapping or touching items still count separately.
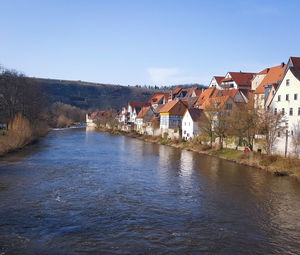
[173,87,182,95]
[254,64,287,94]
[194,87,215,107]
[211,89,239,99]
[136,106,151,119]
[200,95,232,110]
[159,100,187,114]
[258,68,270,74]
[148,93,170,104]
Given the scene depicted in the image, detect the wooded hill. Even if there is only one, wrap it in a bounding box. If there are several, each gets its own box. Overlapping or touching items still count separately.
[34,78,207,110]
[34,78,167,110]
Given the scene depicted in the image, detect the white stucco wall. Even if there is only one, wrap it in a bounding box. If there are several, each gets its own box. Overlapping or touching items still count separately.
[270,69,300,155]
[182,111,200,140]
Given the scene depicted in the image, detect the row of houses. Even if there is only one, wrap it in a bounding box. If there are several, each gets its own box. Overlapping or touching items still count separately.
[90,56,300,156]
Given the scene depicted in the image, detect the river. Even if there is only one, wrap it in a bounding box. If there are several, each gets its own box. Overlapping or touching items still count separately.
[0,128,299,254]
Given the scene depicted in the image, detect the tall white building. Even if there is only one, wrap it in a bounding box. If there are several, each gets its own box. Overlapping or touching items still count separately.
[270,67,300,155]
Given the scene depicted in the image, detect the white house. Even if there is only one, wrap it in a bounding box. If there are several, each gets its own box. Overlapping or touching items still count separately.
[220,72,255,90]
[208,76,225,90]
[182,109,203,140]
[127,102,150,124]
[270,66,300,155]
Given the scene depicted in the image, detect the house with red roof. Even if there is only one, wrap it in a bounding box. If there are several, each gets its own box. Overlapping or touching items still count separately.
[208,76,225,90]
[220,72,256,91]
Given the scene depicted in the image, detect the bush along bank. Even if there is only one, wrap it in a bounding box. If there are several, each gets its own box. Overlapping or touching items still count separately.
[96,126,300,182]
[0,113,49,156]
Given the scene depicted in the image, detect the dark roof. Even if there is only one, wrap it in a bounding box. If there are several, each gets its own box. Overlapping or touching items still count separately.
[290,67,300,81]
[186,109,203,122]
[291,57,300,68]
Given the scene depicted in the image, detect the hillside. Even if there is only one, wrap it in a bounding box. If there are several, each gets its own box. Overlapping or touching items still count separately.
[34,78,168,110]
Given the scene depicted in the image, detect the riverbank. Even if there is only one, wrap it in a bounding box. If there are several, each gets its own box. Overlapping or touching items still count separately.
[98,127,300,182]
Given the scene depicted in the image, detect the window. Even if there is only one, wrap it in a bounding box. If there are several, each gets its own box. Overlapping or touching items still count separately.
[290,108,293,116]
[278,95,281,101]
[298,107,300,116]
[282,108,285,114]
[291,130,294,136]
[274,108,277,115]
[184,122,186,126]
[226,104,232,110]
[286,94,289,101]
[286,79,290,86]
[278,132,280,137]
[295,94,298,100]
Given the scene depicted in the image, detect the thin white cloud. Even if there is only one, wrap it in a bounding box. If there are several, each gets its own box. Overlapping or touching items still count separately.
[147,67,205,86]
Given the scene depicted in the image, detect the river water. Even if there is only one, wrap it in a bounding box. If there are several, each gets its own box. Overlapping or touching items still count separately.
[0,128,299,254]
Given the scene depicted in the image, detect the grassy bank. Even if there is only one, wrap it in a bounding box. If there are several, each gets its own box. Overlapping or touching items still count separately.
[98,127,300,182]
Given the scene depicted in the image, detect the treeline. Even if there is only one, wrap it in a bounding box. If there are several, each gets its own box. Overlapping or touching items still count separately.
[197,103,300,155]
[0,67,86,154]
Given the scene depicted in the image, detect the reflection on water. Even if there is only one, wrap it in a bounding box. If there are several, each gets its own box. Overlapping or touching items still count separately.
[0,128,299,254]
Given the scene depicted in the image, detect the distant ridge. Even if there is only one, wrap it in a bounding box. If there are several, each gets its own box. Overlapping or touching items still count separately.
[32,77,169,110]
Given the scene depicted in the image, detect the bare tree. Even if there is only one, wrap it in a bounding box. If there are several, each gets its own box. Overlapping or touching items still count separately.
[292,121,300,157]
[258,108,286,155]
[198,107,214,148]
[229,104,259,151]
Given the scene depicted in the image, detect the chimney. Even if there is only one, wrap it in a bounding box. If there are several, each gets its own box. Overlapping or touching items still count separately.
[281,62,285,68]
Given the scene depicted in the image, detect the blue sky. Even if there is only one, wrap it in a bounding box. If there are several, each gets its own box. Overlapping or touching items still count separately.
[0,0,299,86]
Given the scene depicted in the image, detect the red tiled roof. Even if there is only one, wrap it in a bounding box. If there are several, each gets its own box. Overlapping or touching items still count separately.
[291,57,300,68]
[129,102,150,108]
[254,64,287,94]
[227,72,256,86]
[215,76,225,85]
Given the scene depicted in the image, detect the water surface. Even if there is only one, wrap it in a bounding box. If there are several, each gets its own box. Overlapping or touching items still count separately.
[0,128,299,254]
